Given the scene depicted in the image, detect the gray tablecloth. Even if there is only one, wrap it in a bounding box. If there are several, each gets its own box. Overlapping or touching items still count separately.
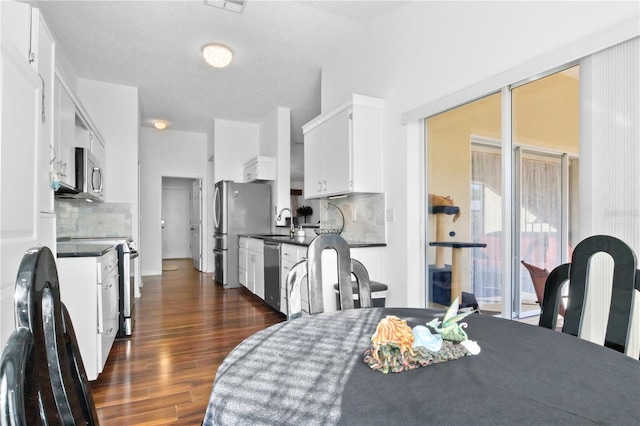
[204,308,640,425]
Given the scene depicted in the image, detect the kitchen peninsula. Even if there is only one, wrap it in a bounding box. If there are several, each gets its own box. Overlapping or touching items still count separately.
[239,234,386,316]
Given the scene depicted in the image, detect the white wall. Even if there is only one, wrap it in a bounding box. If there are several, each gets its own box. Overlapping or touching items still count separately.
[139,127,207,276]
[213,118,259,183]
[76,79,139,241]
[259,107,291,229]
[320,1,640,307]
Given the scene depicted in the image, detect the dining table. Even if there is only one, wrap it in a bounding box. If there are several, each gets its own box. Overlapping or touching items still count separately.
[203,307,640,425]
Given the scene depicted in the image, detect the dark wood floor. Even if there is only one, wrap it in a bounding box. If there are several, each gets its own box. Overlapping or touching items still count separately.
[91,259,285,425]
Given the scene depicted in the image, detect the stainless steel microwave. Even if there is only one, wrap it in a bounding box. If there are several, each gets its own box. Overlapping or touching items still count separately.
[74,147,103,201]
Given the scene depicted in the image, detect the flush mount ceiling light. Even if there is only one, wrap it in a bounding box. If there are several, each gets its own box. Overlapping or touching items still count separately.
[202,43,233,68]
[154,120,168,130]
[204,0,245,14]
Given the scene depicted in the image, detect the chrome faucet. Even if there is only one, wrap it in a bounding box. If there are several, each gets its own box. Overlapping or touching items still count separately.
[276,207,295,237]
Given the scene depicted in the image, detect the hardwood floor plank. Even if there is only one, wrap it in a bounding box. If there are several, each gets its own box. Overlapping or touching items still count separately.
[91,258,285,424]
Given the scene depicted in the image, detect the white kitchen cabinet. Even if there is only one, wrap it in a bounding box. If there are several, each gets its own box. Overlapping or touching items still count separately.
[54,78,76,188]
[1,1,32,64]
[0,0,43,346]
[302,94,383,199]
[74,116,91,150]
[32,10,55,214]
[281,244,385,315]
[30,9,56,250]
[56,249,119,381]
[74,114,105,167]
[53,57,108,198]
[243,156,276,182]
[90,130,106,169]
[238,237,248,287]
[280,244,308,316]
[247,238,265,298]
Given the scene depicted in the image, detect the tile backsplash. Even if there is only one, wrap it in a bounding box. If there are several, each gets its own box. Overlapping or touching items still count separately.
[55,200,132,238]
[320,193,386,243]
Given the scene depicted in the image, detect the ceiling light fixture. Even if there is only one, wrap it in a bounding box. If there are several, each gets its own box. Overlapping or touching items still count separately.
[154,120,168,130]
[202,43,233,68]
[203,0,245,14]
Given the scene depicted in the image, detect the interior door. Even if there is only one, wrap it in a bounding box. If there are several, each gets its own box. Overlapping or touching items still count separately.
[191,179,203,271]
[161,179,191,259]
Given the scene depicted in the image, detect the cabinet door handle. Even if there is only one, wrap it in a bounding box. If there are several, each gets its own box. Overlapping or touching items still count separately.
[322,180,327,191]
[97,285,104,333]
[39,76,46,123]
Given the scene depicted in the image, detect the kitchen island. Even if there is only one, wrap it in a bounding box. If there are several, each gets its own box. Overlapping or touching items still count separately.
[238,234,386,316]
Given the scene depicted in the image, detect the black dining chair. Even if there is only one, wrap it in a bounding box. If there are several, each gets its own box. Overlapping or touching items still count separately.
[539,235,638,355]
[0,247,99,425]
[286,234,372,319]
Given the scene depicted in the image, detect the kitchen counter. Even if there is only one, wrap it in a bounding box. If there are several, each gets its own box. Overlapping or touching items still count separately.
[241,234,386,248]
[56,242,115,258]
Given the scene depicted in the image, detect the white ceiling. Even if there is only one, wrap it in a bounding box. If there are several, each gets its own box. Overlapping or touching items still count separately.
[33,0,405,145]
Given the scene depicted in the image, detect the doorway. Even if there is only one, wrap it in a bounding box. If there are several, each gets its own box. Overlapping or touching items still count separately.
[161,177,203,271]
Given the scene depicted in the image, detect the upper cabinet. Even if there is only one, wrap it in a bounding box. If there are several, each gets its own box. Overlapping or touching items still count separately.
[54,79,76,189]
[53,64,107,199]
[302,94,383,199]
[243,156,276,182]
[31,9,56,216]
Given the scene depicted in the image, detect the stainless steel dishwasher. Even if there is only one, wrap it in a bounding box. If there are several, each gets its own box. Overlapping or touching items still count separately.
[263,241,281,311]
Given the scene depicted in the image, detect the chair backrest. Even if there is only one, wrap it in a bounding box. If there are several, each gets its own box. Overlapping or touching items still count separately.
[0,247,99,425]
[287,234,371,319]
[539,235,638,355]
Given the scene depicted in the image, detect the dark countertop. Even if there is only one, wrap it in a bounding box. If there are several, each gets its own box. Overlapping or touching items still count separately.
[240,234,386,248]
[56,242,115,258]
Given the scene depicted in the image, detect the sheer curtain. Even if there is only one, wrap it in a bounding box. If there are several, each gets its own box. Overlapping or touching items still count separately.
[471,150,502,307]
[520,156,562,271]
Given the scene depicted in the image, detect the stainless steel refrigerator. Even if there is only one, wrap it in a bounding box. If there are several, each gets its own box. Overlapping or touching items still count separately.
[213,180,272,288]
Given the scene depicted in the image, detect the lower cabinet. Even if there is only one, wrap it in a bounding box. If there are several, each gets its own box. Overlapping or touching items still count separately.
[280,244,308,316]
[238,237,248,287]
[282,245,385,314]
[245,238,265,298]
[57,249,119,381]
[242,239,384,316]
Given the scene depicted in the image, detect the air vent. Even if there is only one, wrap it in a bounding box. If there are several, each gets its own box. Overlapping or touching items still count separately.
[204,0,245,13]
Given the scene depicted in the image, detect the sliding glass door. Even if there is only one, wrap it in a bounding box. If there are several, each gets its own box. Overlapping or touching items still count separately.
[425,93,502,315]
[425,66,579,319]
[512,66,579,318]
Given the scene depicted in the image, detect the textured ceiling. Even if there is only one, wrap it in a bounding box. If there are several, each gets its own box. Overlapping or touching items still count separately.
[33,0,405,147]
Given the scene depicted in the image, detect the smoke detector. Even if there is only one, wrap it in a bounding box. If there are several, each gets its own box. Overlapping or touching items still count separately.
[204,0,245,13]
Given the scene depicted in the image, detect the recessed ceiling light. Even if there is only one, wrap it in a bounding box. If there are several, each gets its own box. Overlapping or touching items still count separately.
[202,43,233,68]
[154,120,168,130]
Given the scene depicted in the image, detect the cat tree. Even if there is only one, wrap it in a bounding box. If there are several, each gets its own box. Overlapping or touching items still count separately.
[429,205,485,306]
